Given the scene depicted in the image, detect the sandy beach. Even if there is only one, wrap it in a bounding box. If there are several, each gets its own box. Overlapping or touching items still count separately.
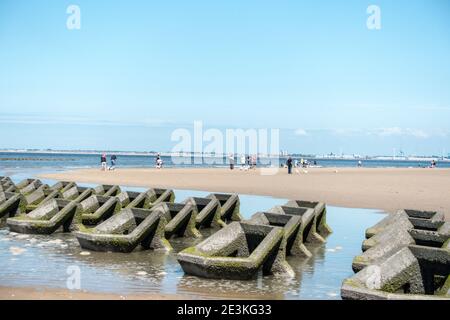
[40,167,450,220]
[0,286,191,300]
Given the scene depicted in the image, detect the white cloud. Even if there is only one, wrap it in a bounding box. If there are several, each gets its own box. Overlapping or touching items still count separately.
[375,127,430,138]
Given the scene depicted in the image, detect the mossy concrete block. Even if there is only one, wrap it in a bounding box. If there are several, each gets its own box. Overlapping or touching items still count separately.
[94,184,121,197]
[206,193,242,222]
[268,205,322,245]
[342,246,450,300]
[151,201,201,238]
[247,211,310,257]
[185,196,226,229]
[0,192,27,222]
[50,181,76,193]
[402,209,445,231]
[6,199,82,234]
[59,186,94,203]
[284,200,332,238]
[126,188,175,209]
[79,195,122,226]
[362,213,414,251]
[353,227,415,272]
[177,222,294,280]
[366,209,445,239]
[75,207,172,253]
[116,191,141,207]
[14,179,43,195]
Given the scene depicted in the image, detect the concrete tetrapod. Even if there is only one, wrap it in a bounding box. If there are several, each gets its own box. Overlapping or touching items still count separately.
[177,222,294,280]
[6,199,82,234]
[58,185,95,203]
[341,245,450,300]
[150,201,202,239]
[6,179,43,194]
[342,209,450,300]
[78,195,122,226]
[184,196,226,229]
[126,188,175,209]
[247,211,310,257]
[0,192,26,224]
[93,184,121,197]
[354,210,448,272]
[206,193,242,223]
[75,207,172,253]
[268,205,322,247]
[283,200,332,239]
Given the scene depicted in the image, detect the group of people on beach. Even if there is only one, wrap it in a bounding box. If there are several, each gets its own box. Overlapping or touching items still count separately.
[228,154,257,170]
[100,153,117,171]
[285,157,318,174]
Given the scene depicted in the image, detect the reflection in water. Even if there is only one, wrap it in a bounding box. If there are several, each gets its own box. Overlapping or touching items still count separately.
[0,204,384,299]
[0,173,385,299]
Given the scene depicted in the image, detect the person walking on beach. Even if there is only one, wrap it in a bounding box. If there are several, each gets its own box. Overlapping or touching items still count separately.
[240,154,246,170]
[229,154,235,170]
[109,154,117,170]
[287,157,293,174]
[251,154,257,169]
[357,160,362,167]
[100,153,107,171]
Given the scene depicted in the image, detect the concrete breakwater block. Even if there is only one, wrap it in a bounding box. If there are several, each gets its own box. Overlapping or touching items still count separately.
[0,176,13,188]
[206,193,242,223]
[75,207,172,253]
[23,184,61,212]
[4,179,43,194]
[185,196,226,229]
[283,200,333,238]
[126,188,175,209]
[151,201,202,239]
[354,210,448,272]
[342,246,450,300]
[94,184,121,197]
[49,181,76,193]
[0,192,26,222]
[6,199,82,234]
[177,222,294,280]
[78,195,122,226]
[268,205,325,244]
[342,209,450,300]
[247,211,311,257]
[58,185,95,203]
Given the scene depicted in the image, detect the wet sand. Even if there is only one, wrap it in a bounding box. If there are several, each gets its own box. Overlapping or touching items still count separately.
[40,167,450,220]
[0,286,190,300]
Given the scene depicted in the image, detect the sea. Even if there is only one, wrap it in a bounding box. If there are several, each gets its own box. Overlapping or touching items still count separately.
[1,151,449,175]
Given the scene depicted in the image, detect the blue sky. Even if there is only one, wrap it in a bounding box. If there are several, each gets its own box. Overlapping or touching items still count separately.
[0,0,449,155]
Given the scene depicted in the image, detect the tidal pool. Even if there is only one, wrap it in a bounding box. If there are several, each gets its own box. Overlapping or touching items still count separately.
[0,184,384,299]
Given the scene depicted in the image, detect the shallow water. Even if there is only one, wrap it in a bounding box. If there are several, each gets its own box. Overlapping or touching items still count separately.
[0,169,385,299]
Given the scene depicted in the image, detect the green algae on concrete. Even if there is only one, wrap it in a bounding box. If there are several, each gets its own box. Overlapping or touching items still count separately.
[342,209,450,300]
[177,222,294,280]
[206,193,242,223]
[75,207,172,253]
[78,195,122,226]
[6,198,83,234]
[185,196,226,229]
[151,201,202,239]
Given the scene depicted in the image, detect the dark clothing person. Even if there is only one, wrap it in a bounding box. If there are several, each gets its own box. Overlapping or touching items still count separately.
[110,154,117,170]
[287,157,293,174]
[101,155,107,163]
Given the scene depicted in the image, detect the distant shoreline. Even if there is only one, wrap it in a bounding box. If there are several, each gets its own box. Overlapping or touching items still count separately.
[1,150,449,162]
